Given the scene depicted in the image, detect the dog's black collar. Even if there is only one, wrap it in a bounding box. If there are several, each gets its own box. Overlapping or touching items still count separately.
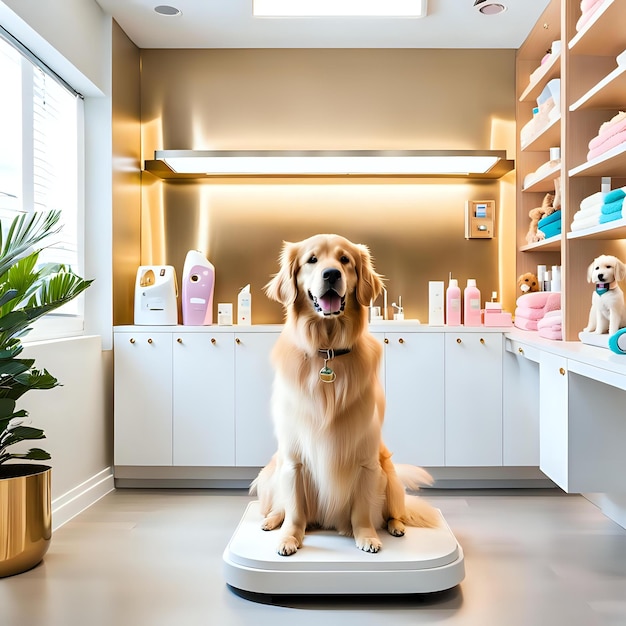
[318,348,351,359]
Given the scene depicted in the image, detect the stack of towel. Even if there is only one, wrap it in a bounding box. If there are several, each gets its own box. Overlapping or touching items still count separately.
[537,209,561,239]
[599,187,626,224]
[587,111,626,162]
[570,191,604,231]
[514,291,561,332]
[576,0,608,32]
[537,310,562,340]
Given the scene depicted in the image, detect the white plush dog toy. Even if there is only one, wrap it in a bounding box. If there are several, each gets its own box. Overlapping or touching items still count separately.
[583,254,626,335]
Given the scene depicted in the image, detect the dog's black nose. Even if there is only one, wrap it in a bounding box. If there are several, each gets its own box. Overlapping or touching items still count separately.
[322,268,342,285]
[598,273,605,281]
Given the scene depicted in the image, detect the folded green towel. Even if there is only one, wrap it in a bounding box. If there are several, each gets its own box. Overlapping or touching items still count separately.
[539,221,561,238]
[538,209,561,228]
[601,198,624,214]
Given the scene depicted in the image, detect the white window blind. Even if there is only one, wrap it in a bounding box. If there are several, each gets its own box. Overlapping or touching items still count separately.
[0,30,84,338]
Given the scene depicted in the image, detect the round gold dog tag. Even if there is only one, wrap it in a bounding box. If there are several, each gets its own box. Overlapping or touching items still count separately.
[319,366,336,383]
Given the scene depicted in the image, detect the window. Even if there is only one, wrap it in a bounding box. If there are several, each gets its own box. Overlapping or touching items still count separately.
[0,30,84,340]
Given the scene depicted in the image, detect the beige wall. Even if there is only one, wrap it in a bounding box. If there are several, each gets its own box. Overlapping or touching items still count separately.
[130,48,516,324]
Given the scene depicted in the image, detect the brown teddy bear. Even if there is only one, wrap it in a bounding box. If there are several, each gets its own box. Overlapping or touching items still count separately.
[517,272,540,294]
[526,193,555,244]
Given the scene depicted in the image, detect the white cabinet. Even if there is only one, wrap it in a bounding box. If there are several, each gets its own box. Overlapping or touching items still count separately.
[382,332,444,466]
[114,332,173,466]
[172,332,235,466]
[444,332,503,466]
[502,342,540,466]
[234,332,278,467]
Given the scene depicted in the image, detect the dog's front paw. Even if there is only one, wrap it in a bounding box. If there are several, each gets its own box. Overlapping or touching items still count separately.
[355,535,382,553]
[387,518,406,537]
[261,512,284,531]
[277,536,300,556]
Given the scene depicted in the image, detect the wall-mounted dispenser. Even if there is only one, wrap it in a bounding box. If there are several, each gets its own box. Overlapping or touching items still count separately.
[134,266,178,325]
[465,200,495,239]
[182,250,215,325]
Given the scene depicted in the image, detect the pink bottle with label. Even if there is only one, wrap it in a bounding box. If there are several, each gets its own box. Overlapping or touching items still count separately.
[182,250,215,325]
[463,279,482,326]
[446,277,462,325]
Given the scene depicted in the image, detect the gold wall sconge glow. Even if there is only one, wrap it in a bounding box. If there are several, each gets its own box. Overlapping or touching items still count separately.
[145,150,514,179]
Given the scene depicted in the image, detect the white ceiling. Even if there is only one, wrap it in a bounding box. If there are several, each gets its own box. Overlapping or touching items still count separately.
[95,0,551,49]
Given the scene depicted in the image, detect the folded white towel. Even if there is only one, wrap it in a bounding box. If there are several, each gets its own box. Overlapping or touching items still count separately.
[570,214,601,231]
[573,204,602,221]
[580,191,606,210]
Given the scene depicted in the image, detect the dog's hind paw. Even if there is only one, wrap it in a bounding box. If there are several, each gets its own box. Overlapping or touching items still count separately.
[387,518,406,537]
[356,535,382,553]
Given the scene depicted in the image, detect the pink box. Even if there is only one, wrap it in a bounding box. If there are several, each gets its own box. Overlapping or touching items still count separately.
[484,311,513,327]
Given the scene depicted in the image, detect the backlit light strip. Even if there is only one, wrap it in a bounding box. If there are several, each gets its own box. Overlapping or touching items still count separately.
[155,150,502,176]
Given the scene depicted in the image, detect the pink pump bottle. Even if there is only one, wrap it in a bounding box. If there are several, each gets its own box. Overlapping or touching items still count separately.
[446,276,462,325]
[464,278,482,326]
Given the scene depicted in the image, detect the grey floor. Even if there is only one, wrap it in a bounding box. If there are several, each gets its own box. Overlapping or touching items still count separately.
[3,488,626,626]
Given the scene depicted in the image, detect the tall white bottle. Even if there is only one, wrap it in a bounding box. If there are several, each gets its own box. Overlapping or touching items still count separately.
[446,277,462,325]
[464,279,482,326]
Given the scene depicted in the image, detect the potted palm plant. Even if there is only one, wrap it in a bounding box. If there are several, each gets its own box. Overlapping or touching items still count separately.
[0,210,92,577]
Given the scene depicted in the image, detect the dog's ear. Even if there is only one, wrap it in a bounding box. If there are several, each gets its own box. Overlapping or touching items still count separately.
[587,259,596,283]
[615,258,626,282]
[355,244,384,305]
[264,241,300,305]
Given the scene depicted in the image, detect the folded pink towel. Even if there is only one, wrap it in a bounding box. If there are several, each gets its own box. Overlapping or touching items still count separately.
[537,310,562,330]
[589,115,626,151]
[515,306,546,321]
[516,291,561,310]
[587,130,626,161]
[576,0,609,32]
[514,316,539,331]
[538,327,562,340]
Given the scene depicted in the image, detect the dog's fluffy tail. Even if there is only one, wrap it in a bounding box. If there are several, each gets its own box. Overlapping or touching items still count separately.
[404,494,441,528]
[394,463,434,492]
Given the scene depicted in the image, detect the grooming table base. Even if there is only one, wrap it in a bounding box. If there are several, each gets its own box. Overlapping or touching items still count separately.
[223,501,465,595]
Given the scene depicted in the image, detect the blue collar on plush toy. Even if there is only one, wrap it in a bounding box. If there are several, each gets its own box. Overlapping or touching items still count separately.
[596,281,617,295]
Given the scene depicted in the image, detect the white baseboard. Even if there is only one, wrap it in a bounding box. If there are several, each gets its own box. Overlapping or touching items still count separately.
[52,467,115,531]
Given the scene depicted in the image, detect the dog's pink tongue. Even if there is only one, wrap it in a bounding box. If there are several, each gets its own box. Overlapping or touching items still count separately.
[319,291,342,314]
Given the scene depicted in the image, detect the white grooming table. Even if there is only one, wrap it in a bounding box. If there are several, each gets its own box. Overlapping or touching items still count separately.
[223,501,465,596]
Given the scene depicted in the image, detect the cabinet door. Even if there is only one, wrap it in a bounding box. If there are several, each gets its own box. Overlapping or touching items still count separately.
[539,352,569,489]
[503,350,540,466]
[172,333,235,466]
[445,333,503,466]
[114,332,172,466]
[383,332,445,466]
[234,332,279,466]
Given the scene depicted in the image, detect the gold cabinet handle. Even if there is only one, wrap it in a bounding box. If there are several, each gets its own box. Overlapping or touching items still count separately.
[398,338,404,344]
[235,337,241,344]
[147,338,153,344]
[518,347,524,355]
[480,337,485,344]
[211,337,216,345]
[383,338,389,344]
[456,338,462,344]
[559,367,566,376]
[129,338,135,344]
[176,337,183,344]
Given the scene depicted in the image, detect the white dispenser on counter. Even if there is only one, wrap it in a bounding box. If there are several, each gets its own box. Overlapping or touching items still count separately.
[134,266,178,325]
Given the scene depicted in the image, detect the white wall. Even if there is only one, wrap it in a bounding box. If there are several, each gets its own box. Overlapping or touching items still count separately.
[0,0,115,526]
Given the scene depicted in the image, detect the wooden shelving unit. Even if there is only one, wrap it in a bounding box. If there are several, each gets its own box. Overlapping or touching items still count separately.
[515,0,626,341]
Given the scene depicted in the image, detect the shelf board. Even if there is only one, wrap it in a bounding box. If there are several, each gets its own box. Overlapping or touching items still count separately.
[519,52,561,103]
[522,164,561,192]
[570,63,626,111]
[568,0,626,56]
[567,217,626,241]
[520,235,561,252]
[569,142,626,177]
[520,116,561,152]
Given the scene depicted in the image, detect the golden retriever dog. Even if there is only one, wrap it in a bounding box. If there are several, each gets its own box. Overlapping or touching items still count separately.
[583,254,626,335]
[251,234,438,556]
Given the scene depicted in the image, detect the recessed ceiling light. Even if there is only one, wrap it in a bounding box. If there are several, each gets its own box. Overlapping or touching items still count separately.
[154,5,182,17]
[473,1,506,15]
[253,0,427,18]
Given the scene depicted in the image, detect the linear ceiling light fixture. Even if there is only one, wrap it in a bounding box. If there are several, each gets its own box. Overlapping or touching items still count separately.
[149,150,512,178]
[253,0,427,18]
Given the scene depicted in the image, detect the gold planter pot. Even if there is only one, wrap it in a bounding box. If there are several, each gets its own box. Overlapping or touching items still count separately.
[0,464,52,578]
